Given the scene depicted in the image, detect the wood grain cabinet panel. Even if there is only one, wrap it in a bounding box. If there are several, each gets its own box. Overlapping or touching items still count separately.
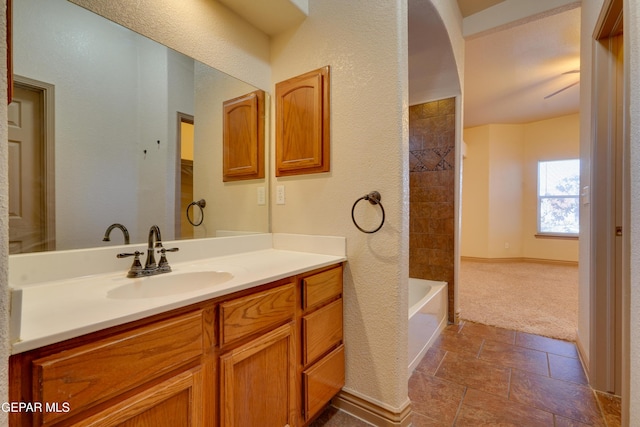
[298,265,344,425]
[219,282,295,346]
[303,345,345,422]
[302,299,343,366]
[220,322,296,427]
[222,89,265,181]
[301,265,342,310]
[69,368,203,427]
[275,66,330,176]
[31,310,205,426]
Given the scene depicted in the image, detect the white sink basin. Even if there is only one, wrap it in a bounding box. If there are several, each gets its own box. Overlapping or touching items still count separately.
[106,271,233,299]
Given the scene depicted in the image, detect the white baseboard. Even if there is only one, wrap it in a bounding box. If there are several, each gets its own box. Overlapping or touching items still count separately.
[460,256,578,267]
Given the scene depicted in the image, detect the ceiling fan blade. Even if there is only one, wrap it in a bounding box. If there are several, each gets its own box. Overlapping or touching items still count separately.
[544,81,580,99]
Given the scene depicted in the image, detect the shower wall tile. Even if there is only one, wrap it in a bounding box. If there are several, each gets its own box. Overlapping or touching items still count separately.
[409,98,456,322]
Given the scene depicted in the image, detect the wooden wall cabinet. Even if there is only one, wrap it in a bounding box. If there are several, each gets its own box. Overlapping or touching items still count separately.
[275,66,330,177]
[222,89,265,181]
[9,264,344,427]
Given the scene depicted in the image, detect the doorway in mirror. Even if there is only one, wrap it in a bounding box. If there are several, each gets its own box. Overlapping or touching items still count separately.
[9,78,55,254]
[177,113,195,240]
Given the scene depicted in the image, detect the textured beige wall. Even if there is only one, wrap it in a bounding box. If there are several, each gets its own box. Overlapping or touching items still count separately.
[270,0,410,410]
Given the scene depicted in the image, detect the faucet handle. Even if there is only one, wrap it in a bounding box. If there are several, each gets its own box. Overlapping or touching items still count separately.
[117,251,145,278]
[157,247,179,273]
[117,251,144,259]
[158,248,179,254]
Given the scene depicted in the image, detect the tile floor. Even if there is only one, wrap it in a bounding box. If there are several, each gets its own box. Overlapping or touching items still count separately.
[313,321,622,426]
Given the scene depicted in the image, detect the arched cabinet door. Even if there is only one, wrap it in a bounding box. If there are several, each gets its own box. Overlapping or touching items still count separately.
[222,89,265,182]
[275,66,330,177]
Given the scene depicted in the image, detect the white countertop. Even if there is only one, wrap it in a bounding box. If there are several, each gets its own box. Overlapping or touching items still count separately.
[10,234,346,354]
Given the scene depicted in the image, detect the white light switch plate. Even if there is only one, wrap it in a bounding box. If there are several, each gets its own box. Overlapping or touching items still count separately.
[257,187,266,205]
[276,185,285,205]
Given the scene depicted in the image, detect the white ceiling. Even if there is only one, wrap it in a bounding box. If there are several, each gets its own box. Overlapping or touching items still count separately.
[462,5,581,128]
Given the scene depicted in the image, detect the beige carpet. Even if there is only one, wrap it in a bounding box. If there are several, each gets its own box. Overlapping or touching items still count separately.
[459,260,578,341]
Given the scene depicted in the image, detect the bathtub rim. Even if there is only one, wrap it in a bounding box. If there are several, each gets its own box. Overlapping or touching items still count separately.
[408,278,447,319]
[408,278,448,373]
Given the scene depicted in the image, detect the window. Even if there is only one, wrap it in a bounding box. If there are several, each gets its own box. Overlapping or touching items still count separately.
[538,159,580,235]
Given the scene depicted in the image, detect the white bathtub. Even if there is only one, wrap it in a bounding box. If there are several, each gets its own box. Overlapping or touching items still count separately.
[408,278,448,373]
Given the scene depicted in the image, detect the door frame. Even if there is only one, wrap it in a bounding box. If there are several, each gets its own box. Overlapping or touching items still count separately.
[590,0,629,421]
[13,75,55,251]
[174,112,194,239]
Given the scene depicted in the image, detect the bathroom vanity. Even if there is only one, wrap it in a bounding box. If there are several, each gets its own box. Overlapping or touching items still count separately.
[8,234,346,427]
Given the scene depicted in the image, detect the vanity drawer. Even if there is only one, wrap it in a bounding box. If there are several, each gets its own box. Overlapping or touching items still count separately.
[220,282,295,346]
[302,298,343,365]
[31,310,205,425]
[301,265,343,310]
[302,344,345,421]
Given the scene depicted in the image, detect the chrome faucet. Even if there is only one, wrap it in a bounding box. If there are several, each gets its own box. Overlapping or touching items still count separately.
[103,223,130,245]
[117,225,179,278]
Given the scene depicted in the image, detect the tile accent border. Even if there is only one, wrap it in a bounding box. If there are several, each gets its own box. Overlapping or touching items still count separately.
[332,390,412,427]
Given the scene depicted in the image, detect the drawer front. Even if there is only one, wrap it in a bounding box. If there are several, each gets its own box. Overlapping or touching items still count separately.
[302,298,343,366]
[303,344,345,421]
[32,310,205,425]
[220,282,295,346]
[301,265,343,310]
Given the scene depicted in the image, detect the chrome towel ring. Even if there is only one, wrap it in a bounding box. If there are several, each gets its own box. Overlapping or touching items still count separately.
[186,199,206,226]
[351,191,385,234]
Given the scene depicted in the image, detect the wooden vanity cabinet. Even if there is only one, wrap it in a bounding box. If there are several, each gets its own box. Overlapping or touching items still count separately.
[218,281,297,427]
[9,306,216,427]
[9,263,345,427]
[298,265,345,425]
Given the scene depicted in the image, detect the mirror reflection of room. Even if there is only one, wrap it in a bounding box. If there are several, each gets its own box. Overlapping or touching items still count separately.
[9,0,269,254]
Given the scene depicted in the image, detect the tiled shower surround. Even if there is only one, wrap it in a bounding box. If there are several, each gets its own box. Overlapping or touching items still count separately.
[409,98,456,322]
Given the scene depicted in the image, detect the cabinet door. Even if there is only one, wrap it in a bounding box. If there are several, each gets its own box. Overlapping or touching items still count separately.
[70,368,204,427]
[275,66,330,177]
[222,89,265,181]
[220,323,296,427]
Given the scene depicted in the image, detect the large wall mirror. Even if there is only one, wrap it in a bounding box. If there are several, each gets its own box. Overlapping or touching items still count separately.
[9,0,269,254]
